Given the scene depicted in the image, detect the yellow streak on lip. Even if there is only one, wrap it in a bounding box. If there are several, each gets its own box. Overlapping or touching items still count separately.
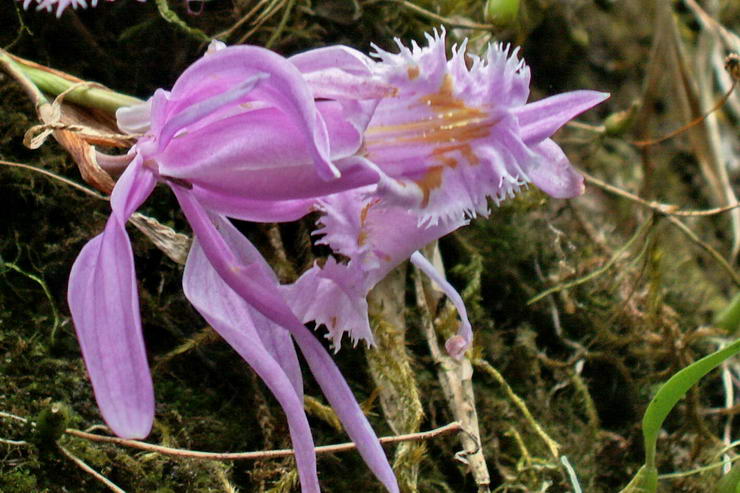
[356,199,380,247]
[365,74,493,149]
[407,65,420,80]
[366,74,497,209]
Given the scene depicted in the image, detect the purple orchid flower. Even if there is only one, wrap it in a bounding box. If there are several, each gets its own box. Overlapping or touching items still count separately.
[64,29,607,493]
[69,43,398,493]
[286,31,608,357]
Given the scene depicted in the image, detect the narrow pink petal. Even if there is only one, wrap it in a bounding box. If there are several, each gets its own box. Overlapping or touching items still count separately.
[290,45,393,100]
[190,188,316,222]
[290,45,374,75]
[171,187,398,492]
[410,251,472,359]
[515,90,610,145]
[67,162,156,439]
[288,323,400,493]
[183,241,316,491]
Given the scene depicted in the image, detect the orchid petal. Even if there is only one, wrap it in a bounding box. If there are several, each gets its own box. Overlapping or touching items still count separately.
[190,187,316,222]
[116,100,153,134]
[157,74,268,152]
[290,45,392,100]
[410,251,472,359]
[290,45,374,75]
[183,240,316,491]
[67,160,156,439]
[528,139,585,198]
[515,90,610,145]
[171,185,301,328]
[301,189,467,345]
[157,109,378,201]
[171,186,397,492]
[287,258,373,349]
[161,46,338,180]
[288,323,400,493]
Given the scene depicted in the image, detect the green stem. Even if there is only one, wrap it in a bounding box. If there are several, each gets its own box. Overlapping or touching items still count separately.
[16,63,143,113]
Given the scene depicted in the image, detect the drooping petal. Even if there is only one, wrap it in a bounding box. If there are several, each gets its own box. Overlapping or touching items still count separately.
[67,159,156,439]
[287,322,400,493]
[171,186,398,493]
[515,90,610,145]
[410,251,472,359]
[183,240,316,491]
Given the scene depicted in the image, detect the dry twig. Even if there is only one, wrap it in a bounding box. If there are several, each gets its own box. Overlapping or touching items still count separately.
[64,422,463,461]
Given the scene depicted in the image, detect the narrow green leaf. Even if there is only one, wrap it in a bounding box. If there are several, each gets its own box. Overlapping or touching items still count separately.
[642,339,740,468]
[618,465,658,493]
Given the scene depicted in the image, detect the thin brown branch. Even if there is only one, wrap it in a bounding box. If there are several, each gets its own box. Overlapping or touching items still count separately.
[0,411,29,423]
[64,421,462,461]
[0,159,108,200]
[633,77,736,148]
[582,171,740,217]
[58,444,127,493]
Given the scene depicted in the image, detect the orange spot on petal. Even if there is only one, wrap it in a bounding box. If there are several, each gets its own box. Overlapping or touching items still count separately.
[414,165,445,208]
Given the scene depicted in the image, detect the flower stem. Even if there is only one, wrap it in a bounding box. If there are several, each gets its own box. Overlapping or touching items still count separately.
[14,63,143,113]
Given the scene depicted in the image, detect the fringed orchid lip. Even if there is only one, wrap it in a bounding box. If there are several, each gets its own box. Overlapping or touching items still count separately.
[294,29,609,358]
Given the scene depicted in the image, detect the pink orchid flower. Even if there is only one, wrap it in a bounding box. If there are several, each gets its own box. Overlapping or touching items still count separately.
[64,31,607,493]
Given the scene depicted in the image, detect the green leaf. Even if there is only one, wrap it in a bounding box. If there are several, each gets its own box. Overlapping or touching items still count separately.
[618,465,658,493]
[641,339,740,468]
[715,461,740,493]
